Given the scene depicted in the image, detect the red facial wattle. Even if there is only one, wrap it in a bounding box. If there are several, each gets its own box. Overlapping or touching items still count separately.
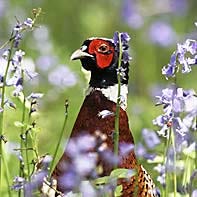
[88,39,114,69]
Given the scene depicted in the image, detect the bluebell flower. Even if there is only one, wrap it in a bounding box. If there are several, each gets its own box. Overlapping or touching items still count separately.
[173,117,189,136]
[73,153,97,176]
[135,142,147,158]
[24,170,48,196]
[36,55,58,71]
[121,0,143,29]
[13,84,23,97]
[66,134,96,157]
[11,176,25,191]
[153,114,171,127]
[48,65,77,88]
[119,142,134,156]
[12,50,25,66]
[192,190,197,197]
[27,93,44,100]
[14,33,22,48]
[23,18,34,28]
[14,24,23,32]
[2,49,10,60]
[156,173,166,187]
[142,128,160,149]
[148,21,176,47]
[113,32,131,52]
[100,149,119,166]
[80,181,97,197]
[162,63,176,78]
[113,31,132,82]
[162,52,177,77]
[59,170,81,191]
[154,86,197,137]
[170,0,188,15]
[154,164,165,175]
[162,39,197,78]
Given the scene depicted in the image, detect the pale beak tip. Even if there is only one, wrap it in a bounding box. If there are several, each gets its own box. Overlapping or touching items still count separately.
[70,49,94,61]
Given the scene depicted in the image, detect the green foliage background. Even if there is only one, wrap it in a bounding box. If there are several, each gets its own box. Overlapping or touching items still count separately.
[0,0,197,196]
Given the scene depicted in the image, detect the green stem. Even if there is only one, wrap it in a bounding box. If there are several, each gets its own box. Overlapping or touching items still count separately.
[2,148,12,197]
[0,40,14,195]
[19,70,26,197]
[164,128,171,196]
[171,129,177,197]
[114,32,123,167]
[49,100,69,175]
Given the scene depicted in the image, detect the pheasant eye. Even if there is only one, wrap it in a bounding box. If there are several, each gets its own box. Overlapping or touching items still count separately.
[97,44,109,53]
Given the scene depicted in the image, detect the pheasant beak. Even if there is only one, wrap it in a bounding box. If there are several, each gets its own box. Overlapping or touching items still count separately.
[70,48,94,61]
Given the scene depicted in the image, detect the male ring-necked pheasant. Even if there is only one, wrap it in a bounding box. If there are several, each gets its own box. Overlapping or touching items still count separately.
[52,32,159,197]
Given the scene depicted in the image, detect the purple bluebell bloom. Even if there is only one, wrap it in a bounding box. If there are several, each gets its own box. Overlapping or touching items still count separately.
[135,142,147,158]
[148,21,176,47]
[121,0,143,29]
[192,190,197,197]
[113,32,132,80]
[154,164,165,175]
[80,181,97,197]
[162,52,177,77]
[66,134,96,157]
[100,149,119,166]
[73,153,97,176]
[48,65,77,88]
[12,50,25,66]
[170,0,188,15]
[142,128,160,149]
[11,176,25,191]
[2,49,10,60]
[154,86,197,137]
[27,93,44,100]
[23,18,34,28]
[59,170,81,191]
[14,33,22,48]
[162,63,176,78]
[156,173,166,186]
[162,39,197,78]
[119,142,134,156]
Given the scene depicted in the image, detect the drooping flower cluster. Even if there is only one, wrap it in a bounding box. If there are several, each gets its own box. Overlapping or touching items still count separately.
[113,31,132,64]
[43,132,135,196]
[0,17,39,108]
[162,39,197,78]
[151,30,197,194]
[12,155,52,195]
[153,86,197,137]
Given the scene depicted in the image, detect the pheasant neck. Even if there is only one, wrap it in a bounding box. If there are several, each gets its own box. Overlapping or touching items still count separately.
[86,84,128,110]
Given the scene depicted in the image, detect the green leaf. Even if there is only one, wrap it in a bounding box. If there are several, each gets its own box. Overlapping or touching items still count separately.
[114,185,123,197]
[110,168,136,179]
[94,176,109,185]
[183,143,195,159]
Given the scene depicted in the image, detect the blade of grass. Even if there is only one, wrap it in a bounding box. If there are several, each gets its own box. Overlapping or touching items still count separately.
[49,100,69,175]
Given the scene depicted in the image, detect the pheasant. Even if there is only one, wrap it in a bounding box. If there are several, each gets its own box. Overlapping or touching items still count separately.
[52,33,159,197]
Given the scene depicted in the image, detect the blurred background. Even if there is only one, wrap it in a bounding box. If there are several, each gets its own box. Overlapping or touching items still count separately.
[0,0,197,194]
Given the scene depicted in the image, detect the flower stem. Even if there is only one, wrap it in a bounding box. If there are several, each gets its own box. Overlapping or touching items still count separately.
[2,149,12,197]
[49,100,69,175]
[164,128,171,196]
[171,129,177,197]
[0,40,14,195]
[114,32,123,168]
